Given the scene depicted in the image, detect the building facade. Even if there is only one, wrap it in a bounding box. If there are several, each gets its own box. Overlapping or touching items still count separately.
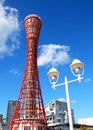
[0,114,3,130]
[5,100,17,130]
[78,118,93,126]
[45,99,75,127]
[6,100,17,125]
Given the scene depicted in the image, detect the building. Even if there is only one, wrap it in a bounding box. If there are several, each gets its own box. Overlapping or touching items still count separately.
[45,99,75,127]
[47,123,93,130]
[45,99,93,130]
[0,114,3,130]
[6,100,17,125]
[78,118,93,126]
[5,100,17,130]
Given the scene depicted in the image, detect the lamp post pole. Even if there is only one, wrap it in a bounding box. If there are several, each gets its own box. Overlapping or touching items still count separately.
[47,59,84,130]
[64,76,73,130]
[51,75,83,130]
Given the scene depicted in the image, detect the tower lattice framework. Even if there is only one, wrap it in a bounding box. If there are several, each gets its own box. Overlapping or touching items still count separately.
[10,14,47,130]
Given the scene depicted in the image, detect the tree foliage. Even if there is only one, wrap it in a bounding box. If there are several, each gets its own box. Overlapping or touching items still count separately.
[80,125,88,130]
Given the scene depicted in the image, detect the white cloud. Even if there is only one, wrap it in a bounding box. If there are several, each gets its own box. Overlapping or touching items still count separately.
[71,100,76,104]
[57,98,66,102]
[57,98,76,104]
[84,78,91,83]
[0,1,20,58]
[37,44,70,66]
[9,69,21,76]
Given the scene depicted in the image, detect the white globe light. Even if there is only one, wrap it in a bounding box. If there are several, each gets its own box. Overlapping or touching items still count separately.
[51,75,57,81]
[75,67,80,74]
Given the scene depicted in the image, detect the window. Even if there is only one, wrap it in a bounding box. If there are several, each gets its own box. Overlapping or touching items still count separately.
[24,126,30,130]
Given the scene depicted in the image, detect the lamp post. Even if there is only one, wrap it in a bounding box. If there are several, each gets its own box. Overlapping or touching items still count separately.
[47,59,84,130]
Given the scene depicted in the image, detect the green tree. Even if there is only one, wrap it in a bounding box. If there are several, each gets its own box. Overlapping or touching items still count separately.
[80,125,88,130]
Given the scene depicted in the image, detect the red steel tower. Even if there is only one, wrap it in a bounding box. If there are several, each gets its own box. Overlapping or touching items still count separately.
[10,14,47,130]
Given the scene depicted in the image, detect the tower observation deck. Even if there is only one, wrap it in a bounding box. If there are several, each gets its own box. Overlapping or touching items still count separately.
[10,14,47,130]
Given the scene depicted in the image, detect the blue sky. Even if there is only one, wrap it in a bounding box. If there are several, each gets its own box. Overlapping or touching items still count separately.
[0,0,93,123]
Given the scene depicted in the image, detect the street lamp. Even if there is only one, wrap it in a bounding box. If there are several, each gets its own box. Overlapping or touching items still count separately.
[47,59,84,130]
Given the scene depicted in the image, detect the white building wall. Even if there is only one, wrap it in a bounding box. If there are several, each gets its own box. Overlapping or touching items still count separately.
[45,99,74,126]
[0,123,3,130]
[78,118,93,126]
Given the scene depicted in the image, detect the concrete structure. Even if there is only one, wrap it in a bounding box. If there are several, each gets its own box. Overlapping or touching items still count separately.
[6,100,17,125]
[48,123,93,130]
[78,118,93,126]
[0,114,3,130]
[2,100,17,130]
[10,14,47,130]
[45,99,74,127]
